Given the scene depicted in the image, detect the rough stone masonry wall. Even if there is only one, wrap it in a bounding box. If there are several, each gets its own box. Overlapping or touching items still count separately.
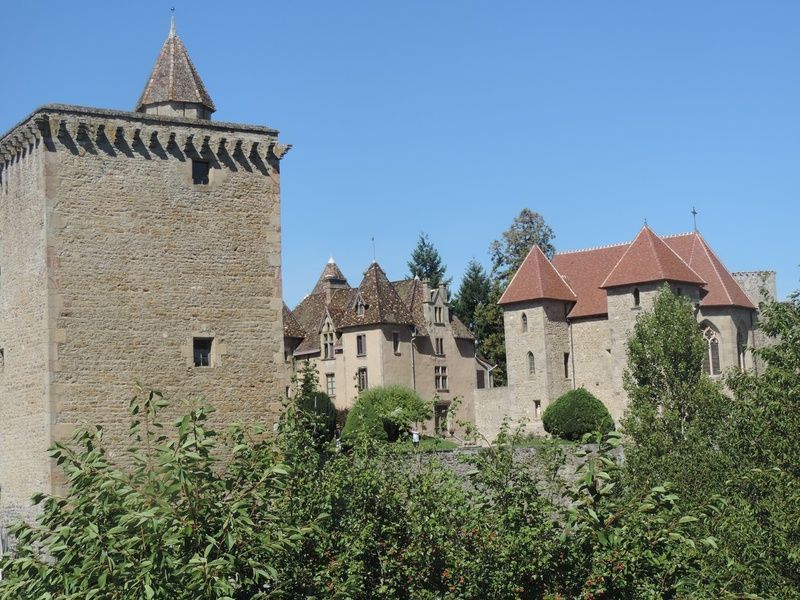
[40,108,289,465]
[0,141,53,524]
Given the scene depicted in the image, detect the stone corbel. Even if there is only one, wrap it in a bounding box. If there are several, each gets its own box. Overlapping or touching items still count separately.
[216,137,228,155]
[146,129,160,149]
[270,142,292,160]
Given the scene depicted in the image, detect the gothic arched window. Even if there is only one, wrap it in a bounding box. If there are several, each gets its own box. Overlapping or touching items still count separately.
[701,324,721,376]
[527,351,535,377]
[521,313,528,332]
[737,324,748,371]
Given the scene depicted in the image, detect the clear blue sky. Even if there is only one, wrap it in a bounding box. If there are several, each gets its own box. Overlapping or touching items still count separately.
[2,2,797,304]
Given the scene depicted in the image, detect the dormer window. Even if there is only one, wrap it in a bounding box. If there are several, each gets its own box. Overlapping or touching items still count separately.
[357,300,366,316]
[434,306,443,323]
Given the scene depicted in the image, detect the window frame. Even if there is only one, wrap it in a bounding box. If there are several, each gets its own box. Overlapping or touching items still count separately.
[326,373,336,397]
[357,367,368,392]
[356,334,367,356]
[193,337,213,367]
[435,365,449,391]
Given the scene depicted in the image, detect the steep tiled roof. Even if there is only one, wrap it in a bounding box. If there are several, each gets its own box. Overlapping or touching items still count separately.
[311,257,348,294]
[393,278,429,337]
[499,245,577,305]
[553,244,628,319]
[664,232,755,309]
[601,226,704,289]
[135,19,216,114]
[337,263,414,328]
[450,315,475,340]
[283,302,305,339]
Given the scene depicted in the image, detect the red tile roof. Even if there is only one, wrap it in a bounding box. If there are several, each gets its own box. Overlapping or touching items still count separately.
[664,233,755,309]
[601,226,704,289]
[553,244,628,319]
[522,228,757,319]
[499,245,577,305]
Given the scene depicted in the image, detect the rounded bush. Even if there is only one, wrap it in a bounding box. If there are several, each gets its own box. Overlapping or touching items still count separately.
[542,388,614,441]
[342,385,431,443]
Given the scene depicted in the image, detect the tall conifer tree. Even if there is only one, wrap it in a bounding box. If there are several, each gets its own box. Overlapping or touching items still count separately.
[407,232,450,288]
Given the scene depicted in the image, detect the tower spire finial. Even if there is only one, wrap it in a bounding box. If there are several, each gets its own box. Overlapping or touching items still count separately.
[169,7,176,37]
[691,206,699,232]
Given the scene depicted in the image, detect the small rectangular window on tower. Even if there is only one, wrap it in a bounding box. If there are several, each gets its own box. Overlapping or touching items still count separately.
[193,337,213,367]
[356,334,367,356]
[192,160,210,185]
[392,331,400,354]
[563,352,570,379]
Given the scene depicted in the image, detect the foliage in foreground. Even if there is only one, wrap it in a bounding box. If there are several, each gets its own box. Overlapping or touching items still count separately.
[1,395,725,599]
[3,286,799,598]
[0,390,320,600]
[622,285,800,597]
[542,387,614,440]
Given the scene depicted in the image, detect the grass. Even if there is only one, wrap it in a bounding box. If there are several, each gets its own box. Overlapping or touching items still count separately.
[391,436,460,453]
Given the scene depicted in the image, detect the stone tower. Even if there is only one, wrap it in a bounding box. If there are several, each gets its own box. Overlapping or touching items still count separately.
[499,245,576,422]
[0,21,289,524]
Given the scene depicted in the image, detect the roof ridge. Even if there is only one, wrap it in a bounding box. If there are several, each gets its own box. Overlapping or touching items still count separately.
[694,234,734,305]
[660,231,696,239]
[555,240,632,255]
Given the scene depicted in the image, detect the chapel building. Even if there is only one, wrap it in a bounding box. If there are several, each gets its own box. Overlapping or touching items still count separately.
[0,20,289,524]
[474,225,775,439]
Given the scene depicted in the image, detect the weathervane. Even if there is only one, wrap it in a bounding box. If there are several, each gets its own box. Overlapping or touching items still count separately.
[691,207,699,231]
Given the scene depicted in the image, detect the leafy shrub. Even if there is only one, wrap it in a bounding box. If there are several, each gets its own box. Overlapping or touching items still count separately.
[342,385,431,443]
[543,388,614,440]
[297,390,336,439]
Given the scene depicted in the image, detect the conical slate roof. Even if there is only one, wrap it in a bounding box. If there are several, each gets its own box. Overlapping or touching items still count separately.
[499,245,576,305]
[135,18,216,114]
[336,262,414,328]
[601,226,704,288]
[311,257,348,294]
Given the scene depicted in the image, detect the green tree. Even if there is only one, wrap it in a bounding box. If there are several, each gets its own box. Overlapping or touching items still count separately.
[342,385,431,443]
[489,208,555,286]
[0,389,318,600]
[472,281,506,385]
[621,286,728,494]
[407,232,450,289]
[451,258,491,331]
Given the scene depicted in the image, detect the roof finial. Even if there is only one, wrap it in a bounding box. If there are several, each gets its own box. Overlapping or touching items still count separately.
[691,206,699,232]
[169,8,176,37]
[371,236,376,263]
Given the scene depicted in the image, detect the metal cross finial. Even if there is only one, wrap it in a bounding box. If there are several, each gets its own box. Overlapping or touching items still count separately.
[691,206,699,231]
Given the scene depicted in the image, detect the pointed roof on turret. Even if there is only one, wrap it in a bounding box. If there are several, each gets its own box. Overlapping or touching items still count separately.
[499,245,576,305]
[601,225,704,289]
[135,16,216,115]
[311,257,348,294]
[335,262,414,328]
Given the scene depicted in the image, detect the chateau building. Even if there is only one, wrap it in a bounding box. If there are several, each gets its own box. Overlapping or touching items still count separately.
[285,259,492,434]
[0,21,289,524]
[474,225,775,440]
